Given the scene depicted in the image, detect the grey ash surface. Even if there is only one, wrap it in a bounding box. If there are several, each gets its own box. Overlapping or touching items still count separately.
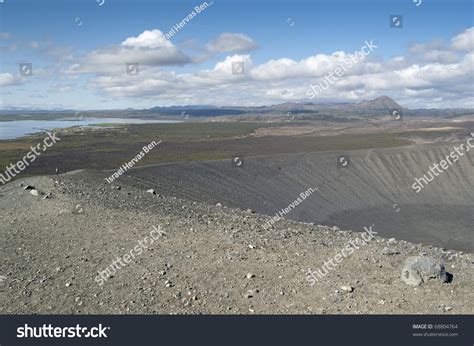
[127,143,474,252]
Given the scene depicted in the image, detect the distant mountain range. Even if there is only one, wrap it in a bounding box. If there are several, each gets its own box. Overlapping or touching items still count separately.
[1,96,472,119]
[268,96,404,114]
[142,96,405,117]
[146,96,461,118]
[149,96,402,111]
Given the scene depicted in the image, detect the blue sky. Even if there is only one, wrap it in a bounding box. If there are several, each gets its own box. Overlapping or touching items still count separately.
[1,0,473,109]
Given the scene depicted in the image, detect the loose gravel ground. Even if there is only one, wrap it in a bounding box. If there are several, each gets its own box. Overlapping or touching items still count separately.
[0,171,472,314]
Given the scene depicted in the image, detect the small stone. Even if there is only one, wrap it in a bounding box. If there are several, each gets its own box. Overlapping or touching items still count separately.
[341,285,354,293]
[29,189,39,196]
[216,203,222,207]
[244,289,258,298]
[246,273,255,279]
[382,247,400,256]
[443,306,453,312]
[401,256,448,286]
[146,189,156,195]
[65,282,72,287]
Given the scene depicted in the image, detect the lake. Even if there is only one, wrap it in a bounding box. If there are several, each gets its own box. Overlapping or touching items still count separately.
[0,118,181,140]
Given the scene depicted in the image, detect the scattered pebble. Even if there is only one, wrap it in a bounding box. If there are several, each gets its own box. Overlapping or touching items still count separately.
[341,285,354,293]
[244,289,258,298]
[382,247,400,256]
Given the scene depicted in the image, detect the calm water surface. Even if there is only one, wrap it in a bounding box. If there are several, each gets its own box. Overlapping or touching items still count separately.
[0,118,180,140]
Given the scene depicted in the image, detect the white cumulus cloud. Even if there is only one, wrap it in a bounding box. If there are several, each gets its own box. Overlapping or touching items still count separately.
[206,33,258,53]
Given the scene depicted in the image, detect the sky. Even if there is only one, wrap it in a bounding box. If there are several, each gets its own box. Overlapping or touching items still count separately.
[0,0,473,110]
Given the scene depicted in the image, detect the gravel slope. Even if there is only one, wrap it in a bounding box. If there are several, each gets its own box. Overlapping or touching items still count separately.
[126,143,474,252]
[0,170,472,314]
